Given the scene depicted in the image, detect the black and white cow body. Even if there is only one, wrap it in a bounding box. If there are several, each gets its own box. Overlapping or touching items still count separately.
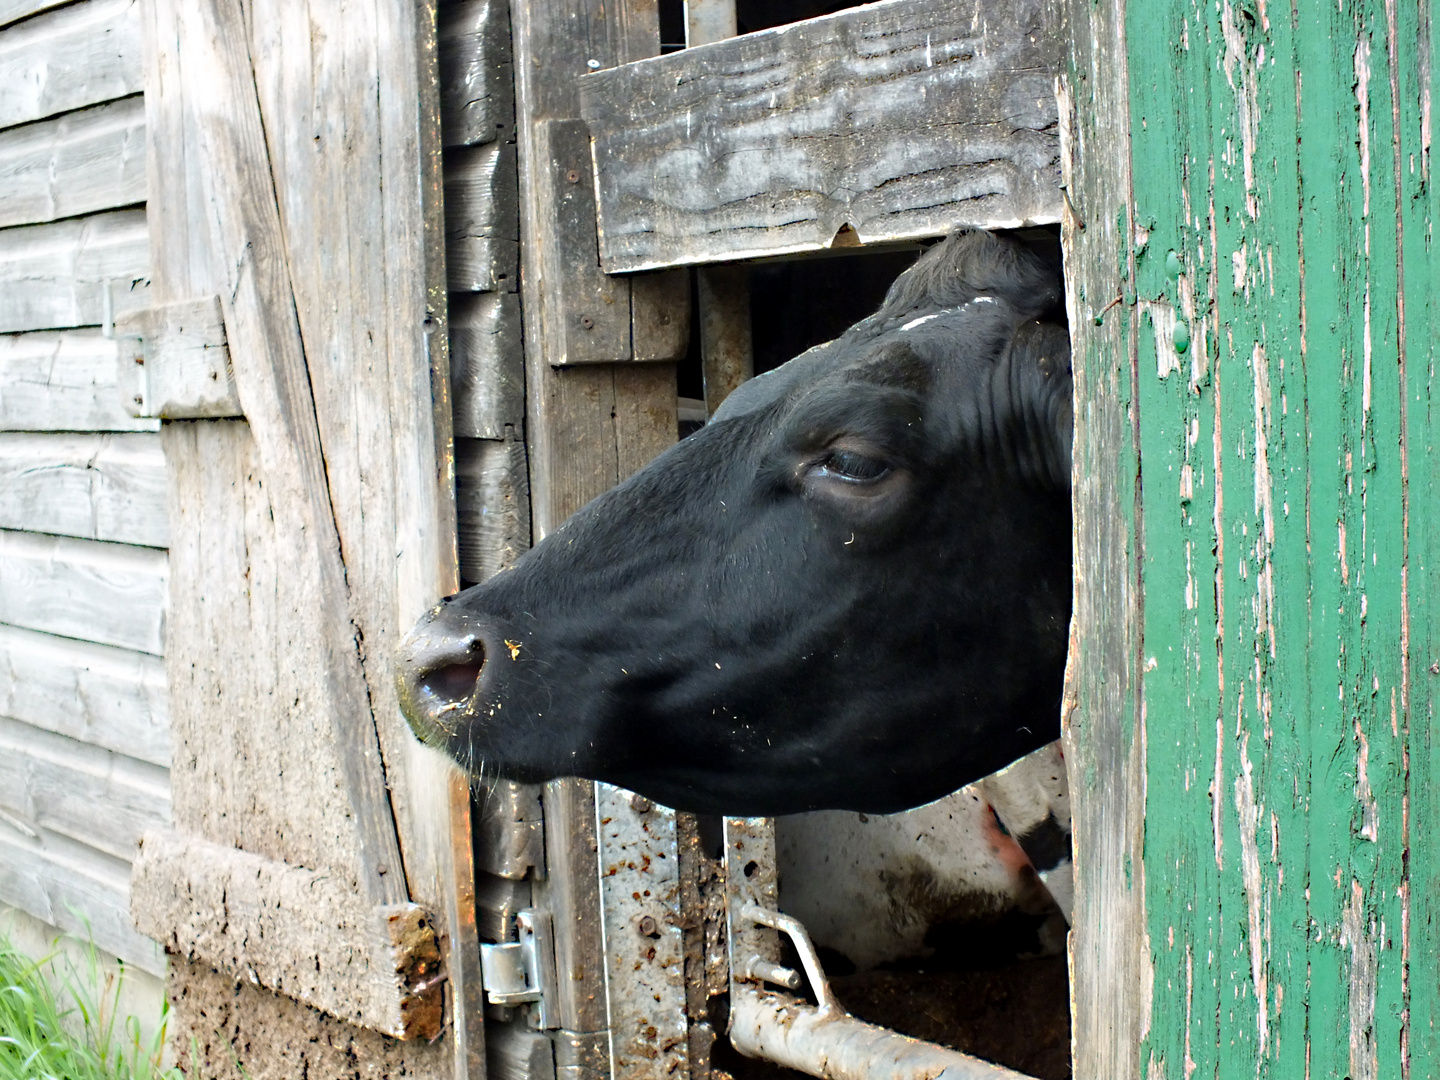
[397,231,1073,819]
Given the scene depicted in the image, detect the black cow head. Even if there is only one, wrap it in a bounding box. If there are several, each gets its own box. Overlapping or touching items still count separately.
[397,232,1073,816]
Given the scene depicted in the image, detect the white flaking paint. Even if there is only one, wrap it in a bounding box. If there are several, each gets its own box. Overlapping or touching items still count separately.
[1235,731,1269,1062]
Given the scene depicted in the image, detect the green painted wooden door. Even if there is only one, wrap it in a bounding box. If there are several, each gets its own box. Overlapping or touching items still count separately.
[1062,0,1439,1076]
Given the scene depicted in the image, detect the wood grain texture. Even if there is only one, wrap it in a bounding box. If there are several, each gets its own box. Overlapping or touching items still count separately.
[0,431,166,546]
[456,435,530,584]
[1063,0,1440,1075]
[0,623,167,766]
[0,0,142,130]
[113,295,242,419]
[0,714,168,862]
[0,1,76,31]
[0,825,164,974]
[0,529,166,654]
[0,209,150,333]
[450,290,523,438]
[444,140,519,292]
[580,0,1062,272]
[132,830,443,1039]
[0,95,144,229]
[438,0,514,147]
[0,330,156,431]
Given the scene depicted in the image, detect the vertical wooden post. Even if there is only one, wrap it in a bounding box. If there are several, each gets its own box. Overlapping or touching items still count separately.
[1061,1,1438,1076]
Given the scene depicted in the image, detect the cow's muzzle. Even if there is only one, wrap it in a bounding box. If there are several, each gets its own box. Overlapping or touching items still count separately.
[395,602,494,746]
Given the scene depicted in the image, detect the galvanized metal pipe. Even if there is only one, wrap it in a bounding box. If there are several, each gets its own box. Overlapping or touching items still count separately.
[729,987,1036,1080]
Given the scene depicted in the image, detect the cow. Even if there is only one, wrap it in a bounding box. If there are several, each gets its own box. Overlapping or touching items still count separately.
[396,230,1072,820]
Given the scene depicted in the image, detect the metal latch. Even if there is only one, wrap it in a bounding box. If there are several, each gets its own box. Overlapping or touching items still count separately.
[479,908,559,1029]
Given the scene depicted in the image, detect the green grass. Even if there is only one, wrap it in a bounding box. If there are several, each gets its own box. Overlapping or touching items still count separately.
[0,933,179,1080]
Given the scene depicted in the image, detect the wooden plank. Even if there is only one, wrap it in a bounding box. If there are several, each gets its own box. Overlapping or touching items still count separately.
[0,823,165,974]
[444,141,519,292]
[0,431,166,547]
[0,2,74,30]
[0,95,144,229]
[113,295,242,419]
[456,435,530,584]
[697,265,751,415]
[0,623,167,767]
[0,330,156,432]
[0,529,166,654]
[438,0,514,147]
[0,714,169,862]
[132,830,444,1040]
[580,0,1062,272]
[0,209,150,334]
[451,291,523,439]
[0,0,143,130]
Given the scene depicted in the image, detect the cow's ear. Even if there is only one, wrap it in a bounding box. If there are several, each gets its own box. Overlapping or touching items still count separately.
[983,319,1073,490]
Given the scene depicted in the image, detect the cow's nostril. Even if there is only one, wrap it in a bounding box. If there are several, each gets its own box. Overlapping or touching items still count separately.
[424,662,484,705]
[419,639,485,707]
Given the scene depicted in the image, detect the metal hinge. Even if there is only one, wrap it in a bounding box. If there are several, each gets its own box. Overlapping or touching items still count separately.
[479,908,559,1029]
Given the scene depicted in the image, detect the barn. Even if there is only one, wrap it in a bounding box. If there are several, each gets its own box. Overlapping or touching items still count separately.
[0,0,1434,1078]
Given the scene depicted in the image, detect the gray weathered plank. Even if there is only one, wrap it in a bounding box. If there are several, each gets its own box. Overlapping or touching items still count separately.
[0,714,169,862]
[0,431,166,546]
[439,0,513,147]
[580,0,1062,271]
[0,330,156,432]
[0,529,166,654]
[451,291,523,438]
[456,436,530,584]
[0,95,144,229]
[0,0,142,131]
[0,623,167,766]
[0,824,165,974]
[0,2,73,30]
[132,830,444,1039]
[445,141,519,292]
[0,209,150,333]
[113,295,242,419]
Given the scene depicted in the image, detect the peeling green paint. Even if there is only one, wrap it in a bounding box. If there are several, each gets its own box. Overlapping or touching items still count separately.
[1066,0,1437,1074]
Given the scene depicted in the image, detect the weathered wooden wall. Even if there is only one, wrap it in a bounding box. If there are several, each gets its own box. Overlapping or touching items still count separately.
[1063,0,1438,1076]
[0,0,168,987]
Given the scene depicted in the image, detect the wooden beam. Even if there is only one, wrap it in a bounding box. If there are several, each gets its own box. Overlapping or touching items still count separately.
[0,624,168,767]
[0,431,167,547]
[0,330,157,433]
[113,295,243,419]
[444,141,519,293]
[0,210,150,334]
[438,0,514,148]
[0,0,142,130]
[0,826,164,974]
[580,0,1062,272]
[132,830,445,1040]
[0,95,145,229]
[0,529,166,655]
[0,714,169,863]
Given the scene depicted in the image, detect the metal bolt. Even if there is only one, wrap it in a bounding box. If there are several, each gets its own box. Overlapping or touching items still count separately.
[630,794,652,812]
[637,915,659,937]
[565,168,581,184]
[579,315,595,330]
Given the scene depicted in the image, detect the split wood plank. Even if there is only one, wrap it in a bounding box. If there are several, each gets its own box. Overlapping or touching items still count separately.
[0,431,166,547]
[580,0,1062,272]
[0,330,156,432]
[451,290,523,438]
[439,0,514,148]
[445,141,519,292]
[456,435,530,584]
[133,831,445,1040]
[0,714,169,862]
[0,209,150,333]
[0,0,142,131]
[0,95,144,229]
[0,529,166,654]
[0,825,164,974]
[0,623,167,767]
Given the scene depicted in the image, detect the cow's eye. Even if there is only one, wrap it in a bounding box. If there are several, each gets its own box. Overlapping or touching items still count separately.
[814,449,890,483]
